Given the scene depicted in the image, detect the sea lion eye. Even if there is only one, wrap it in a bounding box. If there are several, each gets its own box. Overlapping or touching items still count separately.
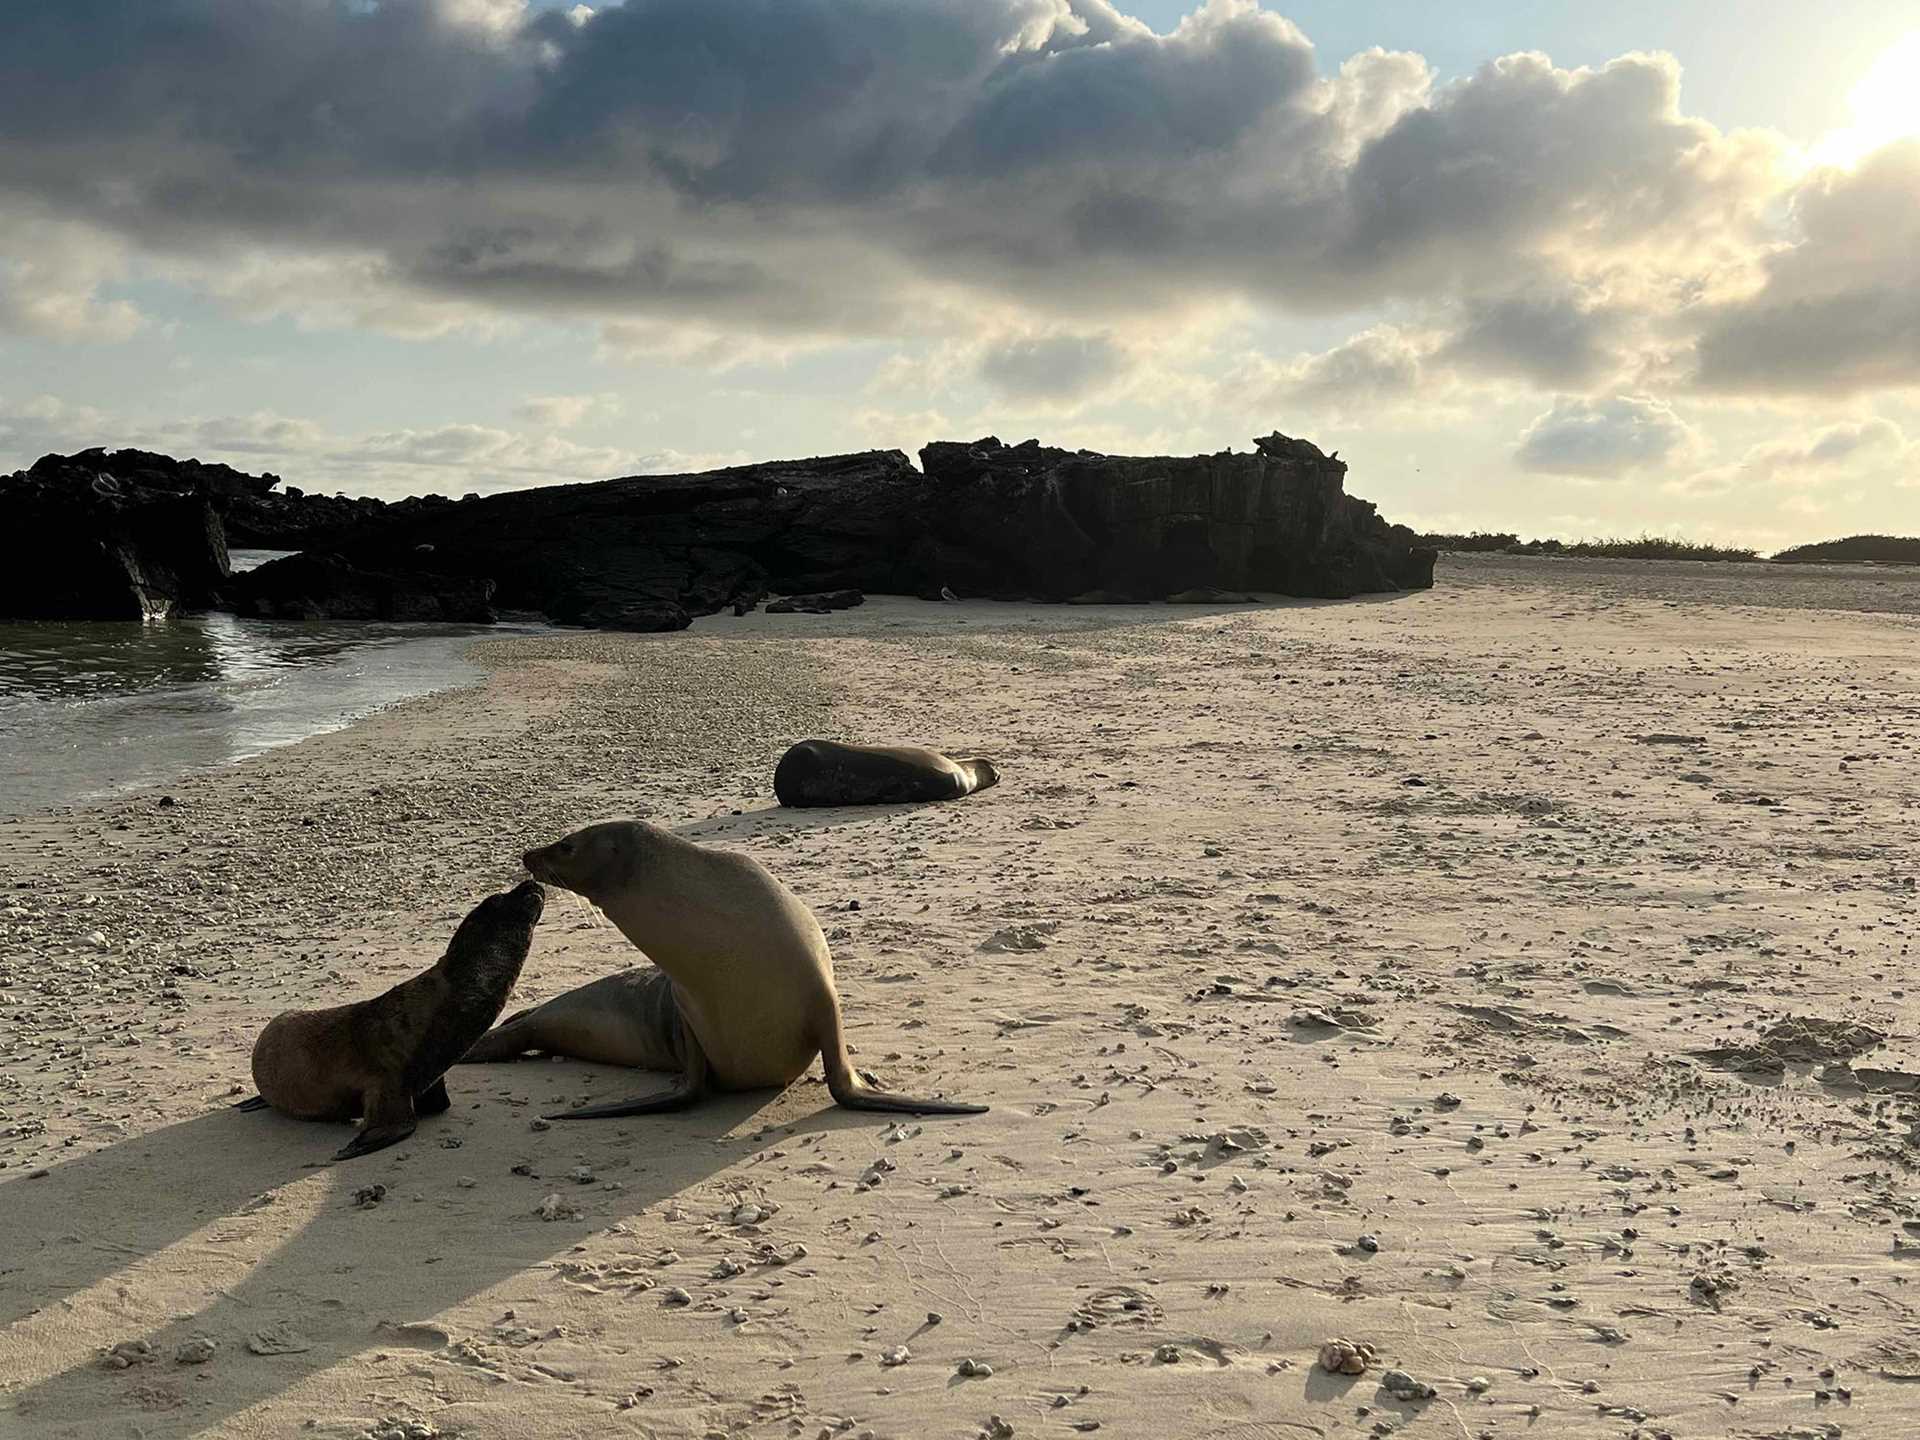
[558,839,574,855]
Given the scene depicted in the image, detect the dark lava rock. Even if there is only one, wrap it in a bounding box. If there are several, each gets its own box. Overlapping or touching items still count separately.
[312,432,1429,626]
[225,488,388,549]
[0,463,228,620]
[914,432,1434,602]
[11,446,383,550]
[558,598,692,633]
[316,451,920,625]
[8,430,1431,627]
[23,447,272,502]
[227,552,496,623]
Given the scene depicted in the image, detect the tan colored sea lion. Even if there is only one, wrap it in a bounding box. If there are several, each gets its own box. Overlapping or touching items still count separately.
[470,821,986,1119]
[235,880,545,1159]
[773,738,999,808]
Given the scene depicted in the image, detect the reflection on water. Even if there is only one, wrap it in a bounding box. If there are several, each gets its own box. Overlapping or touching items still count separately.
[0,588,534,816]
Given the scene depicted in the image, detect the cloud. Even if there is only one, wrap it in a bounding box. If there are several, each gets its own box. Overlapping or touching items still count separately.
[0,394,113,450]
[975,332,1129,400]
[1261,325,1434,412]
[1672,418,1912,497]
[1692,140,1920,398]
[1788,417,1907,468]
[0,6,1784,358]
[513,392,620,427]
[0,0,1913,426]
[1439,292,1630,390]
[0,212,144,342]
[0,392,741,496]
[1514,394,1698,478]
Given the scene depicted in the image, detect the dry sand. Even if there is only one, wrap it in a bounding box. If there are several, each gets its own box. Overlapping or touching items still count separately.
[3,555,1919,1439]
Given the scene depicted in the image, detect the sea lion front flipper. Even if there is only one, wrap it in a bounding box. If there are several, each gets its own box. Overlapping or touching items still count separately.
[548,1027,710,1120]
[546,1073,705,1120]
[232,1095,270,1112]
[334,1088,417,1161]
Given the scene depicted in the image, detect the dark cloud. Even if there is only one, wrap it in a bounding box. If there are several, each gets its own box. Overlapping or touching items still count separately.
[0,0,1901,407]
[1514,394,1695,478]
[1335,54,1748,285]
[1693,141,1920,397]
[931,5,1315,180]
[1439,292,1625,389]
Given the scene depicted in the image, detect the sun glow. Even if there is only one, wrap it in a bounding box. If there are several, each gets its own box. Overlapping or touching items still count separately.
[1808,31,1920,167]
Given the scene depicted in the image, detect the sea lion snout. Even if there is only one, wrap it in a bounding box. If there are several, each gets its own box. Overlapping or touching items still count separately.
[506,878,546,921]
[522,840,570,884]
[522,822,634,897]
[477,877,545,923]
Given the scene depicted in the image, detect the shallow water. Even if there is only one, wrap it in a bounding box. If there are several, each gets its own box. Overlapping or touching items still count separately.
[0,552,531,817]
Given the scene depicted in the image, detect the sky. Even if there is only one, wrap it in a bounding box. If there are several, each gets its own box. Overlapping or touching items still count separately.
[2,1,1919,549]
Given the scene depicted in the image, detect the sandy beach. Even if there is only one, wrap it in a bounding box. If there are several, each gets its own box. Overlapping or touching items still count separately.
[4,555,1919,1440]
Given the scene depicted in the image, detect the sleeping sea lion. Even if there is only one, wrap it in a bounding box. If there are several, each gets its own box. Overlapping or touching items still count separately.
[773,738,999,808]
[235,880,545,1159]
[461,822,986,1119]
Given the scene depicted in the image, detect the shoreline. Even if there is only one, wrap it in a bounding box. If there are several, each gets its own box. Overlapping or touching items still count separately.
[3,584,1918,1437]
[0,617,549,821]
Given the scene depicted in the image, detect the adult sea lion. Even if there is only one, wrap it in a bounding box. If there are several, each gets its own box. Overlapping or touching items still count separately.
[774,738,999,808]
[467,821,987,1119]
[235,880,545,1159]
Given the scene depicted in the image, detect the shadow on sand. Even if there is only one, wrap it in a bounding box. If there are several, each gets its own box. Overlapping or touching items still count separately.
[1,1082,878,1435]
[673,801,934,843]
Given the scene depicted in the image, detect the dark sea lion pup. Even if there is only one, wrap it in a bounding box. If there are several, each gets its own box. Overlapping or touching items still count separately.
[774,738,999,807]
[466,821,987,1120]
[235,880,545,1160]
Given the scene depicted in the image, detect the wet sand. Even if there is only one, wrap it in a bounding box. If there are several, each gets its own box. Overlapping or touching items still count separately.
[3,556,1918,1438]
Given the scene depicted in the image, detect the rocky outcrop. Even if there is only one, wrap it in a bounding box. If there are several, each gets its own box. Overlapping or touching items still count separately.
[226,552,496,623]
[224,488,389,549]
[0,466,228,620]
[9,447,387,550]
[20,447,274,503]
[5,432,1432,624]
[913,433,1435,601]
[314,432,1431,623]
[316,451,925,620]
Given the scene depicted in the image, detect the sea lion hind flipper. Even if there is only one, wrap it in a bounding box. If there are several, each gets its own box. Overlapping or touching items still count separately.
[547,1075,704,1120]
[415,1078,451,1116]
[334,1089,417,1161]
[456,1006,540,1064]
[824,1022,986,1115]
[232,1094,270,1112]
[959,757,1000,794]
